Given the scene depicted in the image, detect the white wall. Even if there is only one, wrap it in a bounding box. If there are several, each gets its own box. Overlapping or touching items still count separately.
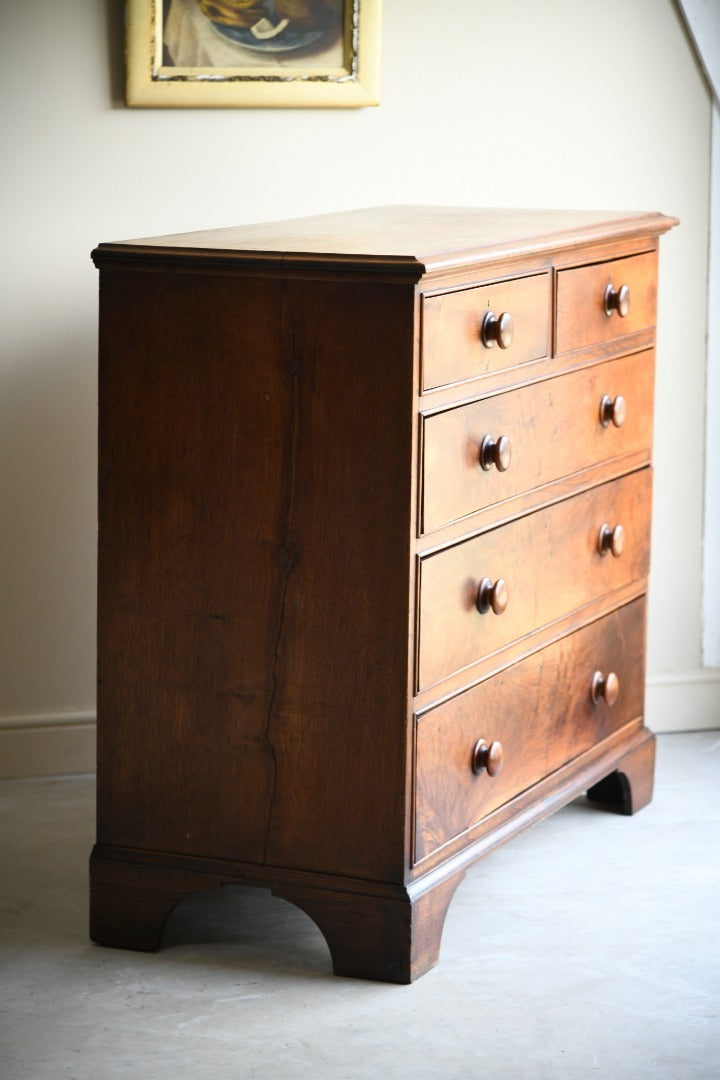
[676,0,720,669]
[1,0,717,777]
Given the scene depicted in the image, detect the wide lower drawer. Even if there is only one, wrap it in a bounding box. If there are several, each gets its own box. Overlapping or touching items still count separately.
[422,273,549,391]
[421,350,654,534]
[414,598,647,863]
[555,250,657,355]
[417,468,651,692]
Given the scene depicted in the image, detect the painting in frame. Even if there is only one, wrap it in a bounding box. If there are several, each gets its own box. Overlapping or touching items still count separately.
[125,0,382,107]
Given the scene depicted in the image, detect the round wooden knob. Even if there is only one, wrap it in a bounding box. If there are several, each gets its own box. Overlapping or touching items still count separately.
[599,393,626,428]
[476,577,508,615]
[472,738,504,777]
[480,434,512,472]
[591,670,620,706]
[603,282,630,318]
[597,523,625,557]
[481,310,514,349]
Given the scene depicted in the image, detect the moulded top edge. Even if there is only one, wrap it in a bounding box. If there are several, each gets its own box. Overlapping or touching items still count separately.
[91,205,679,276]
[90,244,426,279]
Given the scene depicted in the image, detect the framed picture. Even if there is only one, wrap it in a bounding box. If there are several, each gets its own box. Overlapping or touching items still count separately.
[125,0,382,108]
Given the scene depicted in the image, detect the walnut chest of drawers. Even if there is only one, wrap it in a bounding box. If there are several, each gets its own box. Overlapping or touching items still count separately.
[90,206,677,982]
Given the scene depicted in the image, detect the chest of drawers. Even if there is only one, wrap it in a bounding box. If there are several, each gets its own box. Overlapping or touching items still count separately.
[89,206,677,982]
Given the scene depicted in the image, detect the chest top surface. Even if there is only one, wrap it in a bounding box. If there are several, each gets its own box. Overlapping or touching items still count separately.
[92,205,678,277]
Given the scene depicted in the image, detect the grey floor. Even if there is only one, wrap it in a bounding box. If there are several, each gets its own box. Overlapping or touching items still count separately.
[1,731,718,1080]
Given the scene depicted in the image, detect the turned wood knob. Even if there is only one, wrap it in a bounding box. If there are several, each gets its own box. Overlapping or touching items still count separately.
[480,434,512,472]
[591,670,620,706]
[481,310,514,349]
[597,523,625,557]
[603,282,630,318]
[476,577,508,615]
[599,393,626,428]
[472,738,504,777]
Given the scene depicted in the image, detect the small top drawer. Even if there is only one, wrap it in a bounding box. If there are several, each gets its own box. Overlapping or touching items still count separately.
[555,250,657,355]
[422,274,549,391]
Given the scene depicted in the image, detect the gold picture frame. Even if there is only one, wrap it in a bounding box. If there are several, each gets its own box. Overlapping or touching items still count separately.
[126,0,382,108]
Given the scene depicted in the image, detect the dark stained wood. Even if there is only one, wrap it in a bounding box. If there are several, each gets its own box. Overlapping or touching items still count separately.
[97,267,417,882]
[422,349,655,534]
[471,738,504,777]
[97,269,290,863]
[586,732,656,813]
[275,871,464,983]
[89,839,464,983]
[415,599,647,861]
[257,276,417,880]
[556,250,658,354]
[89,847,218,952]
[91,206,675,982]
[418,468,652,691]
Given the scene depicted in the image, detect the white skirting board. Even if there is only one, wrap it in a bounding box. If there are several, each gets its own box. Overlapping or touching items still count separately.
[0,711,96,780]
[645,670,720,734]
[0,676,718,779]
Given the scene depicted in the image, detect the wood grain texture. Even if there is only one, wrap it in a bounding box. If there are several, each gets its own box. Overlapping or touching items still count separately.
[556,250,658,354]
[97,266,417,881]
[411,724,655,876]
[91,207,674,981]
[415,599,647,861]
[421,272,549,391]
[89,838,464,983]
[97,269,290,862]
[275,871,464,983]
[257,276,418,879]
[93,206,677,278]
[422,349,655,534]
[417,468,651,691]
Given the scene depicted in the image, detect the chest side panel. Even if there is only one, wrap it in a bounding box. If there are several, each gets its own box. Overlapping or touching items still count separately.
[97,266,418,881]
[96,268,295,860]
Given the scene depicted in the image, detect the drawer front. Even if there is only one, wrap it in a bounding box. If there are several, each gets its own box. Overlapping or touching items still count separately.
[555,251,657,355]
[414,598,647,862]
[422,274,549,391]
[422,350,654,534]
[417,468,651,692]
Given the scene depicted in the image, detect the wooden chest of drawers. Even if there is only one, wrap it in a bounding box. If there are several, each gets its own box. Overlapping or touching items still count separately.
[89,206,677,982]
